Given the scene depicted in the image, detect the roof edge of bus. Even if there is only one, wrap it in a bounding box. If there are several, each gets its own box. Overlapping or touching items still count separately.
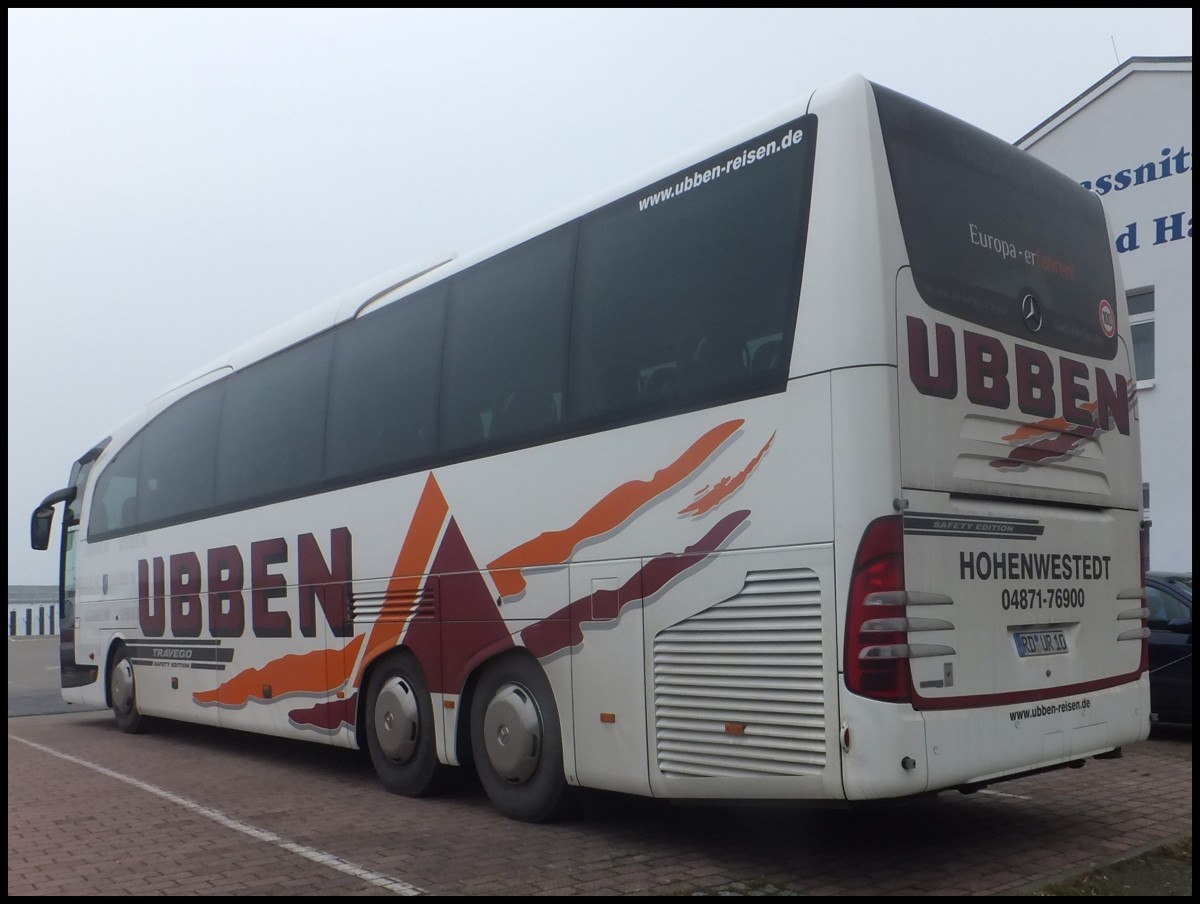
[346,76,864,317]
[151,252,462,405]
[349,253,457,320]
[147,363,235,408]
[532,72,864,236]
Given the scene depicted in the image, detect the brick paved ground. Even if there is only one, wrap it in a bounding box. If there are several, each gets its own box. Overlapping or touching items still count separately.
[7,708,1191,896]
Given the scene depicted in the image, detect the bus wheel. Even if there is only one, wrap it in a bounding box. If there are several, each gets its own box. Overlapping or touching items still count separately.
[109,646,146,734]
[470,654,569,822]
[365,651,445,797]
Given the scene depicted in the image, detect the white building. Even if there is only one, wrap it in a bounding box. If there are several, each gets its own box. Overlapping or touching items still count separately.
[1017,57,1192,573]
[7,585,58,637]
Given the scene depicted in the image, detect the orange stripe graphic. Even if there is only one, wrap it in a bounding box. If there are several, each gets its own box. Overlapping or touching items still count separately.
[487,419,743,598]
[679,431,774,517]
[193,634,365,706]
[1002,400,1099,443]
[354,473,450,687]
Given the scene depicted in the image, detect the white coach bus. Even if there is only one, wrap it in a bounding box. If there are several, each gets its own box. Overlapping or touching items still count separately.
[32,75,1150,822]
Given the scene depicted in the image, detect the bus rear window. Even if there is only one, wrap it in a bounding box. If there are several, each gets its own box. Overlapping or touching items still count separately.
[873,83,1118,361]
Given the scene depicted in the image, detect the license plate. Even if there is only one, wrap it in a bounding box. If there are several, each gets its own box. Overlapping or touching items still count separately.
[1014,629,1068,657]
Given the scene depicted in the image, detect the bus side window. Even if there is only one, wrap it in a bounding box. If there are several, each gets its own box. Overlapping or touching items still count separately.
[441,225,574,452]
[88,435,141,538]
[641,363,679,400]
[492,388,559,440]
[685,330,749,390]
[326,283,445,482]
[575,362,639,420]
[749,337,782,374]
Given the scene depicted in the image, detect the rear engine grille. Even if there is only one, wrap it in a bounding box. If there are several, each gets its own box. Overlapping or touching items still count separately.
[653,568,826,778]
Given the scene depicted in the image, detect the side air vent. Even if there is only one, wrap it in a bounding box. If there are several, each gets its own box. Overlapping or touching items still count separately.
[653,568,825,778]
[352,582,437,623]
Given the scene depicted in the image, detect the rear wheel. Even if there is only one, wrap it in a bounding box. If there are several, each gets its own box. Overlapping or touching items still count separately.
[470,654,569,822]
[365,651,445,797]
[109,646,146,734]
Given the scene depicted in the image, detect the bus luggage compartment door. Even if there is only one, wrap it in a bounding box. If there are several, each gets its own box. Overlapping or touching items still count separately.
[568,560,651,797]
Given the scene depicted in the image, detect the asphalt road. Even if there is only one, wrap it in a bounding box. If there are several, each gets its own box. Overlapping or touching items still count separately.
[8,635,1192,896]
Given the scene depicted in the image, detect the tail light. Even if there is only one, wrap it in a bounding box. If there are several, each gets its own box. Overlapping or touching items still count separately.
[844,516,910,703]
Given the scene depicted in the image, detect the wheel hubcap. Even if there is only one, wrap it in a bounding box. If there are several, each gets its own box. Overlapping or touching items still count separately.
[483,682,542,784]
[111,660,134,714]
[375,676,420,762]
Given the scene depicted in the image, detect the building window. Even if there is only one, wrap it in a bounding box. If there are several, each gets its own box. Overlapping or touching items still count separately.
[1143,481,1151,512]
[1127,288,1154,383]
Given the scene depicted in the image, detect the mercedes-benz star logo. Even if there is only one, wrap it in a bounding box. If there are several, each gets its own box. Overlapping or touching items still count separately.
[1021,293,1043,333]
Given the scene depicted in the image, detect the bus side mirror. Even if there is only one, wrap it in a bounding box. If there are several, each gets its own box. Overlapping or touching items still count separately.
[31,505,55,550]
[30,486,76,551]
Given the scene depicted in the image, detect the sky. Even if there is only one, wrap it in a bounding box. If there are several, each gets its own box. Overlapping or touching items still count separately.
[7,8,1193,586]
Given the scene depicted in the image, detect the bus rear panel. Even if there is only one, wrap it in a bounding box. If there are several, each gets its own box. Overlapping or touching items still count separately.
[835,83,1147,800]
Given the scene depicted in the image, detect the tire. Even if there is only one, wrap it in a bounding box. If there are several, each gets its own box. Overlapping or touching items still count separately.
[364,651,446,797]
[109,645,147,734]
[470,653,570,822]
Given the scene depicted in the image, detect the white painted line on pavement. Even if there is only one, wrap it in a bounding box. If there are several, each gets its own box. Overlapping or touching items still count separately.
[10,733,426,896]
[977,788,1032,800]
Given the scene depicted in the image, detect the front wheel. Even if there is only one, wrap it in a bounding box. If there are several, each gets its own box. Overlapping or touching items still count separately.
[470,654,570,822]
[365,651,446,797]
[109,645,146,734]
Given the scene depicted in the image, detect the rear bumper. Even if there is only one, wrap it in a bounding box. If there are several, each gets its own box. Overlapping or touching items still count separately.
[922,671,1151,790]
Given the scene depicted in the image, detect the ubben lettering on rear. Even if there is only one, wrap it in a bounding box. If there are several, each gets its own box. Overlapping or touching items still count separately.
[906,315,1131,434]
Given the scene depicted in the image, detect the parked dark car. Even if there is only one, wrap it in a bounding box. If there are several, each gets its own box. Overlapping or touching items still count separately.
[1145,571,1192,726]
